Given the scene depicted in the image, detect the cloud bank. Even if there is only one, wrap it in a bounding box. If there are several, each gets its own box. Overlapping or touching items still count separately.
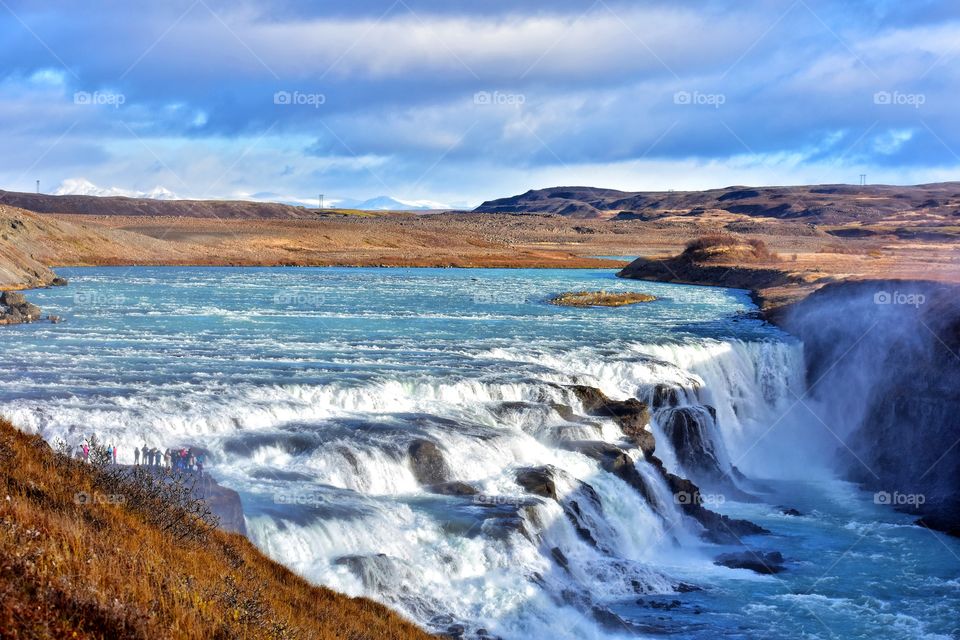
[1,0,958,206]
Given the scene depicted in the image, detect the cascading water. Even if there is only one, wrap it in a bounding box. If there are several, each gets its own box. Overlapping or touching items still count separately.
[2,266,958,639]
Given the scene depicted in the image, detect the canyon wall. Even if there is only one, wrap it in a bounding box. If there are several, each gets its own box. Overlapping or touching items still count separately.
[784,280,960,535]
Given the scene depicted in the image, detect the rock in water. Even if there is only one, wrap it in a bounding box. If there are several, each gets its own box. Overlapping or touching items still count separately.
[715,551,785,574]
[515,466,559,500]
[0,291,44,325]
[408,439,451,485]
[427,481,478,496]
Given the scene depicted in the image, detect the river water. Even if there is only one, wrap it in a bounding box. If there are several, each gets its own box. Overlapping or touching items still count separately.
[1,266,957,639]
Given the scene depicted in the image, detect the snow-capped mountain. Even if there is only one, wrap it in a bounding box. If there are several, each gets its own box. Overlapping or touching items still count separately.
[54,178,179,200]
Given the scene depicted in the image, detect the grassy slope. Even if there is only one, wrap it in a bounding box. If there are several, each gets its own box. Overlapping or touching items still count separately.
[0,418,432,640]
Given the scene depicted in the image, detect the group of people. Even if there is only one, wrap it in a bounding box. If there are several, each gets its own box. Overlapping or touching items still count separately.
[71,438,206,476]
[78,440,118,464]
[134,445,206,475]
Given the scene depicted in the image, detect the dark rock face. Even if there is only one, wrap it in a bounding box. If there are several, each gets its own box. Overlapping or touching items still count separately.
[657,406,726,482]
[132,466,247,536]
[408,439,451,485]
[785,280,960,537]
[194,474,247,536]
[651,384,683,410]
[715,551,785,574]
[568,385,653,456]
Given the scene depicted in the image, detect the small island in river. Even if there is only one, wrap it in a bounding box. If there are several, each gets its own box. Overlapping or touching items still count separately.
[549,290,657,307]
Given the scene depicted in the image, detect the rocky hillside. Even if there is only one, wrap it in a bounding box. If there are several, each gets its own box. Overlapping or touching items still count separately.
[475,183,960,225]
[0,417,432,639]
[0,204,185,289]
[0,189,311,219]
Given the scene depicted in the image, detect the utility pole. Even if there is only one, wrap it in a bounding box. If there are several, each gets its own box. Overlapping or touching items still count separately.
[319,194,324,210]
[36,179,40,194]
[859,174,867,186]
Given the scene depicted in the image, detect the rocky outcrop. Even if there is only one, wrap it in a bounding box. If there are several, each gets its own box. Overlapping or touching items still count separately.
[568,386,654,456]
[658,406,724,479]
[193,473,247,536]
[0,291,43,325]
[129,466,247,536]
[785,280,960,536]
[650,384,683,410]
[715,551,785,574]
[408,439,451,485]
[515,465,605,548]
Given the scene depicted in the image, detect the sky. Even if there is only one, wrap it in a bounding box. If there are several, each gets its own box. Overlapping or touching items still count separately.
[1,0,959,208]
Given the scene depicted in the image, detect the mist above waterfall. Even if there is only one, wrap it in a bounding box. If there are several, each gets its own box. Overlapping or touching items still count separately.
[785,280,960,535]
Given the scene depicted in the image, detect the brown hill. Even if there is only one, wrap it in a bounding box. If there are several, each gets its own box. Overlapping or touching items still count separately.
[0,204,189,289]
[0,189,312,219]
[0,417,432,640]
[475,182,960,224]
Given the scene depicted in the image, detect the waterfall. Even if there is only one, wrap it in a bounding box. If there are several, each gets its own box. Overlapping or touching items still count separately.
[11,337,802,639]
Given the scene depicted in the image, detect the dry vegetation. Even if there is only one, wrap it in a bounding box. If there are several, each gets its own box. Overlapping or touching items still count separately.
[0,417,432,640]
[549,291,657,307]
[682,234,776,262]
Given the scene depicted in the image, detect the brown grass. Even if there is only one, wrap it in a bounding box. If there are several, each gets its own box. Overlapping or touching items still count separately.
[0,417,432,640]
[549,291,657,307]
[682,234,775,261]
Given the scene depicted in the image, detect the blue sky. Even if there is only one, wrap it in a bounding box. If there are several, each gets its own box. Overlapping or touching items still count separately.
[1,0,958,208]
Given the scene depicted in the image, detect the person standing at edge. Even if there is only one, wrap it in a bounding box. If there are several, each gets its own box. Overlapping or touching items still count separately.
[134,446,140,466]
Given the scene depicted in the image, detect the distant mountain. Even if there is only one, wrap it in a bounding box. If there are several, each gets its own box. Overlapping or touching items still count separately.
[54,178,179,200]
[338,196,451,211]
[474,183,960,224]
